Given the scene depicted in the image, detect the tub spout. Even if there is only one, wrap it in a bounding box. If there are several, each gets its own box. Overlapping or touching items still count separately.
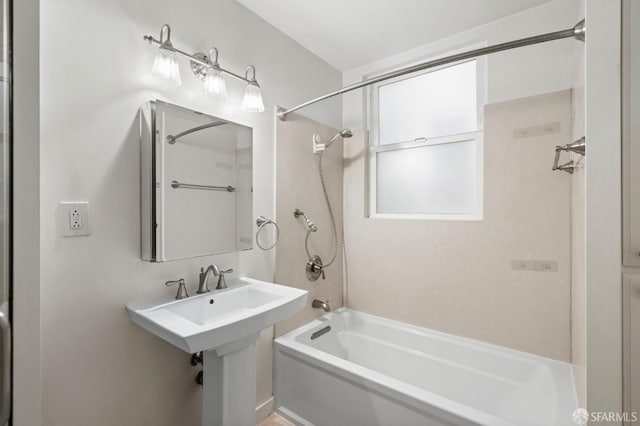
[312,299,331,312]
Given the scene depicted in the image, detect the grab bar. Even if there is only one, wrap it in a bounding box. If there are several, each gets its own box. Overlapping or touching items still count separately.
[310,326,331,340]
[552,137,585,174]
[170,180,235,192]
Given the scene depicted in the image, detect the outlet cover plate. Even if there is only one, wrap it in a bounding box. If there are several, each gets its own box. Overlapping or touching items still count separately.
[60,201,90,237]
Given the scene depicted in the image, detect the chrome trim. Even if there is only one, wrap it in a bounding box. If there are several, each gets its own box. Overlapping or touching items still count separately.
[306,256,324,281]
[170,181,235,192]
[562,136,586,156]
[165,279,189,300]
[215,268,233,290]
[293,208,317,232]
[198,265,219,294]
[255,216,279,251]
[277,20,586,120]
[552,137,586,174]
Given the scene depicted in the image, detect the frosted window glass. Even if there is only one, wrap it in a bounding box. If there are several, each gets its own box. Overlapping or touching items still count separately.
[376,140,477,215]
[378,61,477,145]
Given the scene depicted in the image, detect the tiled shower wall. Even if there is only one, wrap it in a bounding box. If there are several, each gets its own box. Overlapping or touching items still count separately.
[275,113,344,336]
[343,91,573,361]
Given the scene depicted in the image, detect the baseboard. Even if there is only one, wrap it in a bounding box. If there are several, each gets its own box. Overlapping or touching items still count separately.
[256,397,274,423]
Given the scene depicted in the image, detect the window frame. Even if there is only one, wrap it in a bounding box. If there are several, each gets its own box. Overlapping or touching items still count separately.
[366,56,486,221]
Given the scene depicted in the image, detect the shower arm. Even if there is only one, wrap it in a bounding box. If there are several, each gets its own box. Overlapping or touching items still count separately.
[277,20,585,120]
[294,209,317,232]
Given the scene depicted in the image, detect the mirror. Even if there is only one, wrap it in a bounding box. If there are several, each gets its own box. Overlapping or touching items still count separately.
[140,100,253,262]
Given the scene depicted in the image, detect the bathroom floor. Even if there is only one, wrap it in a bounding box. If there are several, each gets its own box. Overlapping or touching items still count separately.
[258,413,294,426]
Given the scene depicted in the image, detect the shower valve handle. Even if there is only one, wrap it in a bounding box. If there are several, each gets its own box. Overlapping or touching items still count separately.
[310,261,325,279]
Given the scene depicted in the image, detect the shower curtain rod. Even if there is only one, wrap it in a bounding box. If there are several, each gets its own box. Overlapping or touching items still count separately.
[277,20,585,120]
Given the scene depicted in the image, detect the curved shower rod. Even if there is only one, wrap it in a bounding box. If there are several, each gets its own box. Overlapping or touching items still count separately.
[277,20,586,120]
[166,120,227,144]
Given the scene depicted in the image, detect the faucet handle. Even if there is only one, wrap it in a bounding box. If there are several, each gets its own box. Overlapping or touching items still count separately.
[165,279,189,300]
[216,268,233,290]
[311,261,325,279]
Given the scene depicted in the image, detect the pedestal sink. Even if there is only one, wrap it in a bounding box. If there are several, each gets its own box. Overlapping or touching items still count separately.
[127,277,307,426]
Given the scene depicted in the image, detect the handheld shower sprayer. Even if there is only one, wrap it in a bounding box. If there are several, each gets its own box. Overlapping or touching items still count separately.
[294,209,317,232]
[312,129,353,154]
[299,128,353,281]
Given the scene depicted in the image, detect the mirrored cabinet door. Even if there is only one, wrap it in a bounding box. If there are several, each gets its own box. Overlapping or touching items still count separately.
[140,101,253,262]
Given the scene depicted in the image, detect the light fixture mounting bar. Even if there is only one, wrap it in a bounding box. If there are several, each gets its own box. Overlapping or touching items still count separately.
[143,35,252,84]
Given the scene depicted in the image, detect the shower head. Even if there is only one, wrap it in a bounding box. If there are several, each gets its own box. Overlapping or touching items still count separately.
[326,129,353,148]
[340,129,353,138]
[313,129,353,153]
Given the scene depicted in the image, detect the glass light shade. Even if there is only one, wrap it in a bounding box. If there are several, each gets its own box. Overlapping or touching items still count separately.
[203,67,228,99]
[241,82,265,113]
[151,47,182,86]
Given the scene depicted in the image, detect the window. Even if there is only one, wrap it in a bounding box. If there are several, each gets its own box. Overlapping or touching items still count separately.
[369,59,484,220]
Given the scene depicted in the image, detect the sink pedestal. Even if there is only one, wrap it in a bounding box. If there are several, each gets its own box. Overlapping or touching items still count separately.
[126,278,308,426]
[202,333,260,426]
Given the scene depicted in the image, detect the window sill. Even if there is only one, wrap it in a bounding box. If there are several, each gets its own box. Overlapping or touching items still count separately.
[368,212,484,222]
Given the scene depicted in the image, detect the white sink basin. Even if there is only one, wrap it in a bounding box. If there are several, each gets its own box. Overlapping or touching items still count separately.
[127,277,307,354]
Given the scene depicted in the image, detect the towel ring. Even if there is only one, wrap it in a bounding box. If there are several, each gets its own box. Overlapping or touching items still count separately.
[256,216,279,250]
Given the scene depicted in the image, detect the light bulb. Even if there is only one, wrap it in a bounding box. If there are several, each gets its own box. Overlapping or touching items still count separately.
[203,66,227,99]
[151,47,181,86]
[241,82,265,113]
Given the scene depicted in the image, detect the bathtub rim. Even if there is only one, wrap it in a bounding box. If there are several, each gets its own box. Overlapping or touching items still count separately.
[275,308,510,426]
[274,308,577,426]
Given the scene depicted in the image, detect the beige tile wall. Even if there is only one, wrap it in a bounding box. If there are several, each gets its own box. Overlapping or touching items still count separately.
[275,113,344,336]
[343,90,573,361]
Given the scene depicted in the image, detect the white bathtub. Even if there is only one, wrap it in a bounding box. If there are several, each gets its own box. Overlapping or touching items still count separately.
[274,309,577,426]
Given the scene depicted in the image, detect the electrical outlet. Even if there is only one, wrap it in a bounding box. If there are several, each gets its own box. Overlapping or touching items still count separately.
[60,202,90,237]
[69,207,82,229]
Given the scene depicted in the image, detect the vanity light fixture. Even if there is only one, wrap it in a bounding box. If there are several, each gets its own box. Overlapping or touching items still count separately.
[149,24,182,86]
[241,66,265,113]
[143,24,264,113]
[203,48,227,99]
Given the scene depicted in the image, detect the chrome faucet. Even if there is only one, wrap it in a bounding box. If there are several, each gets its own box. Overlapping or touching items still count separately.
[312,299,331,312]
[197,265,219,294]
[198,265,234,293]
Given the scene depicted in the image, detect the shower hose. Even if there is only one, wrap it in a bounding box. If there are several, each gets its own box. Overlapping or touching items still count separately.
[304,151,339,268]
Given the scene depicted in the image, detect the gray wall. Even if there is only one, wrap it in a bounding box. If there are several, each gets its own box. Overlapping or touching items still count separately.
[39,0,341,425]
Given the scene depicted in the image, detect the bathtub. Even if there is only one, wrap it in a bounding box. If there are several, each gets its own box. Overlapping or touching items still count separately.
[274,309,577,426]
